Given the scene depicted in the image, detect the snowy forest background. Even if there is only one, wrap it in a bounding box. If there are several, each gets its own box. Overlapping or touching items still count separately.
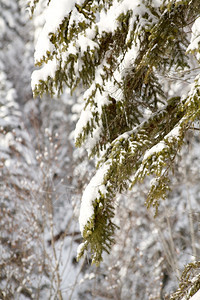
[0,0,200,299]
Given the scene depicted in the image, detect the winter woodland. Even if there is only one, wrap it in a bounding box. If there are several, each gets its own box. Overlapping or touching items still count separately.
[0,0,200,299]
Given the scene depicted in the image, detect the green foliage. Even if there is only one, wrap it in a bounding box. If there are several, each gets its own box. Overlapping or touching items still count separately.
[28,0,40,15]
[171,261,200,300]
[31,0,200,266]
[80,195,117,265]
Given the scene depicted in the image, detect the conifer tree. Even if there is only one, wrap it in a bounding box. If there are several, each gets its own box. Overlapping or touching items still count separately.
[30,0,200,267]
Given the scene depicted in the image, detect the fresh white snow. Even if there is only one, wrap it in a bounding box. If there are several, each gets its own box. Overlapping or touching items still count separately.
[79,162,110,234]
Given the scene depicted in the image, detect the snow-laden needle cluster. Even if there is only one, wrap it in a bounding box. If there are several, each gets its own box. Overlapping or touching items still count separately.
[30,0,200,266]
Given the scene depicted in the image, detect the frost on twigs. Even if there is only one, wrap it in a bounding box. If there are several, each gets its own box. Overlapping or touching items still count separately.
[30,0,200,265]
